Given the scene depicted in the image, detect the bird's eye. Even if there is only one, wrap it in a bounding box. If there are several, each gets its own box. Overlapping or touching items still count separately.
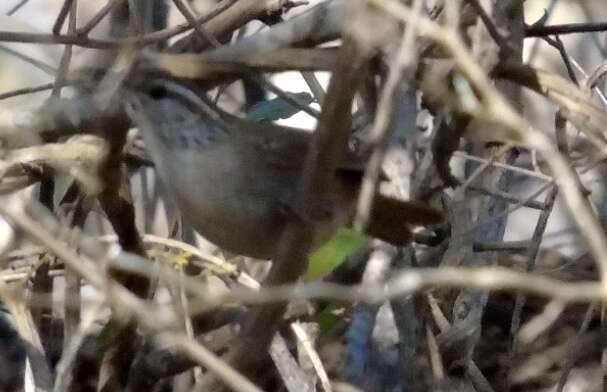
[148,85,167,100]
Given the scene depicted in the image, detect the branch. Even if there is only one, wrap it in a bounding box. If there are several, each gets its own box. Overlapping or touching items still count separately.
[0,0,236,49]
[219,1,388,385]
[526,21,607,37]
[168,0,308,52]
[372,0,607,283]
[140,48,339,80]
[0,199,262,392]
[493,62,607,147]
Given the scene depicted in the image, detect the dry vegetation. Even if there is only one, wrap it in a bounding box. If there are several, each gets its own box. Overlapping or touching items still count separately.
[1,0,607,391]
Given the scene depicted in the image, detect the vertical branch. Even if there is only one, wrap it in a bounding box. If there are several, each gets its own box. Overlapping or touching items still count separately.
[97,136,149,392]
[58,184,94,352]
[94,2,168,390]
[31,172,55,359]
[52,183,95,392]
[32,0,78,357]
[350,1,424,388]
[52,0,77,96]
[0,280,53,391]
[508,185,558,370]
[508,56,579,385]
[218,2,386,386]
[438,0,525,384]
[354,0,422,231]
[478,0,526,385]
[52,0,76,35]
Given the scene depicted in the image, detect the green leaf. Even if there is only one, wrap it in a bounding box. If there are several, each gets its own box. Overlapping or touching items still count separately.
[305,228,367,280]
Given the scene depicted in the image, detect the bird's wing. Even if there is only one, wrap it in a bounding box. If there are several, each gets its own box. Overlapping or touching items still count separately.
[222,115,311,170]
[221,113,368,174]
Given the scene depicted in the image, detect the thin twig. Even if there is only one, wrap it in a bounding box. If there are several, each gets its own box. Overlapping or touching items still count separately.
[52,0,76,35]
[52,0,77,96]
[0,83,54,100]
[0,45,57,75]
[291,322,332,392]
[6,0,29,15]
[53,303,104,392]
[517,300,566,344]
[526,21,607,37]
[172,0,221,47]
[426,294,495,392]
[0,278,52,391]
[0,199,262,392]
[453,151,553,182]
[464,0,511,54]
[556,303,597,392]
[466,185,546,210]
[301,72,326,105]
[371,0,607,283]
[542,35,579,86]
[0,0,237,49]
[473,240,530,253]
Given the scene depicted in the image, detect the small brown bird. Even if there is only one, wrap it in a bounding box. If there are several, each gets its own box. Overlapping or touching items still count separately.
[129,79,442,259]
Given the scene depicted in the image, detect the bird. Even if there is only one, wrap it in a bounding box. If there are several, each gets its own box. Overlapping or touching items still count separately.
[128,79,442,260]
